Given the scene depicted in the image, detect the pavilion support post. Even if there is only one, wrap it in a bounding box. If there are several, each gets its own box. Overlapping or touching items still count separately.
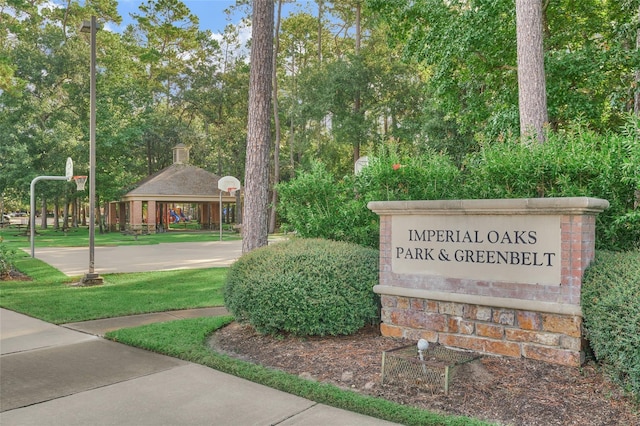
[147,200,157,233]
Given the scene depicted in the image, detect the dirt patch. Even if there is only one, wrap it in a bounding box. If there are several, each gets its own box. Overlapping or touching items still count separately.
[210,321,639,426]
[0,269,32,281]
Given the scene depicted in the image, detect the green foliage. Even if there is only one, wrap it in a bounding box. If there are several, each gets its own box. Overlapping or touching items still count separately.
[277,150,462,248]
[277,162,379,248]
[368,0,518,138]
[0,242,17,276]
[368,0,639,140]
[4,0,637,217]
[582,250,640,403]
[279,122,638,251]
[462,125,639,250]
[224,238,380,336]
[109,317,491,426]
[355,146,462,202]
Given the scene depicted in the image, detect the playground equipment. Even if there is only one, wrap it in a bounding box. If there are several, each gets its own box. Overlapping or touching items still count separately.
[170,209,180,223]
[169,208,189,224]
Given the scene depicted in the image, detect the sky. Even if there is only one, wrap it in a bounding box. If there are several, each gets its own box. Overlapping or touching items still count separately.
[113,0,314,35]
[114,0,241,34]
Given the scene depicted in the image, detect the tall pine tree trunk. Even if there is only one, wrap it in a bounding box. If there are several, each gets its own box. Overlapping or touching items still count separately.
[317,0,323,62]
[53,198,59,230]
[243,0,274,253]
[634,4,640,116]
[353,0,362,162]
[269,0,283,234]
[63,198,70,231]
[516,0,548,143]
[97,195,103,234]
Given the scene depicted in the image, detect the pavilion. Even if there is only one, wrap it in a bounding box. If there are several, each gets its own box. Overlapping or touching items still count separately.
[107,144,240,233]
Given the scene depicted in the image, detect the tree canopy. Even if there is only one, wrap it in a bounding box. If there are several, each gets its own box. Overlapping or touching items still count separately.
[1,0,637,218]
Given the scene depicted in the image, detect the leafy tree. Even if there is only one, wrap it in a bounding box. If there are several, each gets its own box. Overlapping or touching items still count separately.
[543,0,639,130]
[368,0,518,144]
[276,11,332,176]
[0,1,103,211]
[367,0,639,142]
[123,0,203,174]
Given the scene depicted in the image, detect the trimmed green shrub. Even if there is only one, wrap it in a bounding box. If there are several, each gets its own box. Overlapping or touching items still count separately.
[354,146,462,202]
[224,238,380,336]
[582,250,640,403]
[462,125,639,250]
[276,149,461,249]
[0,242,17,277]
[277,121,638,251]
[277,162,380,248]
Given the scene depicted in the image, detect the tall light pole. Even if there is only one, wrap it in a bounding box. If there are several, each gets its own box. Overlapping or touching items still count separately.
[80,16,103,285]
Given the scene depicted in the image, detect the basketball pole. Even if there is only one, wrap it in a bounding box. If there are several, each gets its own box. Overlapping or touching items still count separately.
[30,175,69,258]
[88,15,97,278]
[80,16,103,285]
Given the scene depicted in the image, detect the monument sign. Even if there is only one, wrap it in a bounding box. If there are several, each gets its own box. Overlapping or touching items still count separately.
[369,197,609,367]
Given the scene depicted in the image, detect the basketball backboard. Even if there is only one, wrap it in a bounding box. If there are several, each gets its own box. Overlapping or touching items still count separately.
[218,176,241,193]
[65,157,73,181]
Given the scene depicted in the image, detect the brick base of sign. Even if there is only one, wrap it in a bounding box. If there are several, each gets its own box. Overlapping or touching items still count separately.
[368,197,609,368]
[379,295,584,366]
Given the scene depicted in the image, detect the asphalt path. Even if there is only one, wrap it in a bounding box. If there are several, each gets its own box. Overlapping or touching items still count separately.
[28,240,243,276]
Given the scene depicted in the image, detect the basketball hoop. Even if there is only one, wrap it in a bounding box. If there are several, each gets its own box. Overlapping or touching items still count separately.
[73,176,88,191]
[227,187,237,195]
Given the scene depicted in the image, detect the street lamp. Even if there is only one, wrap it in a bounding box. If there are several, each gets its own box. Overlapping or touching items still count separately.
[80,16,103,285]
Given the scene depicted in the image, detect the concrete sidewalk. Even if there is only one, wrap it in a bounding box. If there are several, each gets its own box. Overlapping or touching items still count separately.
[1,308,399,425]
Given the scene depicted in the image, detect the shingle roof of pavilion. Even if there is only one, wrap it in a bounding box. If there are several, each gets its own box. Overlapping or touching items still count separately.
[123,163,224,200]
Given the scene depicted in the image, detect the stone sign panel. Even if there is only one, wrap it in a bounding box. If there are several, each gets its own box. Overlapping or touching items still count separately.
[391,214,561,285]
[368,197,610,367]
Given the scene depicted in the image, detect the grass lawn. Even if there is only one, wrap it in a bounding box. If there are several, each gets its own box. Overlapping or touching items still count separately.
[0,254,227,323]
[0,226,238,322]
[0,226,241,250]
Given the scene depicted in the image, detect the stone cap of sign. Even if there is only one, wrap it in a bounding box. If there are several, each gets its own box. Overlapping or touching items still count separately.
[368,197,609,216]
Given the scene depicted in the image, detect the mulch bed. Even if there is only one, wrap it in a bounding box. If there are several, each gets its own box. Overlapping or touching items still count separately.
[0,269,32,281]
[210,321,639,426]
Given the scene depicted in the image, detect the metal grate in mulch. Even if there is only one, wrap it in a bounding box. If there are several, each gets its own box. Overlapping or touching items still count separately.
[381,343,482,394]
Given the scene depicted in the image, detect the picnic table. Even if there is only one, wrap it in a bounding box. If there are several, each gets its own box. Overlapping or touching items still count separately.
[10,223,30,236]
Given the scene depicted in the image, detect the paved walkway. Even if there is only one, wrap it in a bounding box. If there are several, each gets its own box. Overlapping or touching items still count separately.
[1,308,398,425]
[30,240,244,276]
[2,242,399,425]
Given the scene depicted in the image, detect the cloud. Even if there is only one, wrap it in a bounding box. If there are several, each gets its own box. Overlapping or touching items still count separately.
[210,19,252,61]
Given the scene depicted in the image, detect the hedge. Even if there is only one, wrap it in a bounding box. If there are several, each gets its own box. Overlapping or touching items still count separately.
[582,250,640,403]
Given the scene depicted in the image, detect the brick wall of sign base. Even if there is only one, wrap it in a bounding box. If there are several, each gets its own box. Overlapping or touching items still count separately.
[379,296,584,366]
[369,198,609,367]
